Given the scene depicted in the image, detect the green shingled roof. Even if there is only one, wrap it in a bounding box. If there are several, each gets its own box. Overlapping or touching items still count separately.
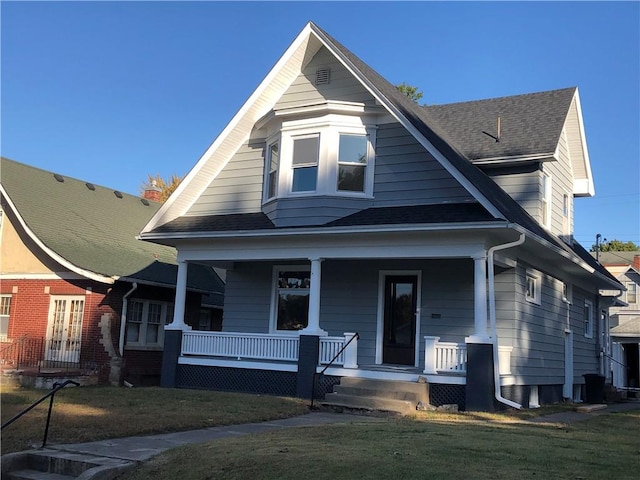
[0,157,223,297]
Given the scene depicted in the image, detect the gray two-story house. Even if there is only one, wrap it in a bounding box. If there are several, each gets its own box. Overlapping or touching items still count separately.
[140,22,622,411]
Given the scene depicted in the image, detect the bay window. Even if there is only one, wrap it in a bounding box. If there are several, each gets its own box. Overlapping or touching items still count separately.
[263,114,375,202]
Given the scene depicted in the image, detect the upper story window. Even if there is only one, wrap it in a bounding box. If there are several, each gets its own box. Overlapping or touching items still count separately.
[626,282,637,304]
[266,142,279,199]
[541,172,552,229]
[262,111,376,203]
[292,134,320,192]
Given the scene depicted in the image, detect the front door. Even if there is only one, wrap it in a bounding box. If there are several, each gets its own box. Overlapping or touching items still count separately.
[45,296,85,364]
[383,275,418,365]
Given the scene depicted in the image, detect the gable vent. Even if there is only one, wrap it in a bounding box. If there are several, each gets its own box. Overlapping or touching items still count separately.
[85,182,96,191]
[53,173,64,183]
[315,67,330,85]
[113,190,123,199]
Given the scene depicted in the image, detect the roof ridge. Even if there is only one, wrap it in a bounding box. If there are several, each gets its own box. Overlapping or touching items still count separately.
[425,86,577,108]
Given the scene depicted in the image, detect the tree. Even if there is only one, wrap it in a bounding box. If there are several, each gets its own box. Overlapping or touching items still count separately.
[590,239,639,252]
[396,82,423,104]
[140,173,184,203]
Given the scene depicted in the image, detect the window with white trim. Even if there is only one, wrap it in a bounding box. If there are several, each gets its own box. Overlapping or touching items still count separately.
[626,282,637,304]
[271,267,310,332]
[525,271,541,305]
[0,295,11,340]
[541,172,552,229]
[562,282,572,304]
[266,142,279,199]
[291,134,320,192]
[562,192,571,234]
[125,300,173,348]
[584,299,594,338]
[263,116,376,202]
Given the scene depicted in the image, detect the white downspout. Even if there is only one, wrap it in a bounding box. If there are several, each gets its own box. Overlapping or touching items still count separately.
[119,282,138,356]
[488,233,526,409]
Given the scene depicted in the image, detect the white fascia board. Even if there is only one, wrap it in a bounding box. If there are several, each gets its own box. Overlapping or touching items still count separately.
[571,89,595,197]
[512,224,622,291]
[141,23,318,234]
[0,187,115,284]
[472,153,555,165]
[308,24,505,221]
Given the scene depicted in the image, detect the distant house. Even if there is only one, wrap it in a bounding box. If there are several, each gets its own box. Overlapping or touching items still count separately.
[139,22,622,411]
[597,251,640,391]
[0,157,224,386]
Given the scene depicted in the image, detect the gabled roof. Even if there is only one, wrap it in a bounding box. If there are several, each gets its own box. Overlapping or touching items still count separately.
[139,21,619,290]
[611,316,640,337]
[0,157,224,296]
[425,88,576,161]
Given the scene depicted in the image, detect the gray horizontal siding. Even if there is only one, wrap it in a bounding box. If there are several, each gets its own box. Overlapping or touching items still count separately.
[373,123,473,206]
[489,171,541,219]
[222,262,273,334]
[274,47,375,109]
[187,140,266,216]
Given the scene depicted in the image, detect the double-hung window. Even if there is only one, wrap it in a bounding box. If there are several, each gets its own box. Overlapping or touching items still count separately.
[337,134,368,192]
[291,135,319,192]
[266,142,279,199]
[541,172,552,229]
[525,271,541,305]
[627,282,637,305]
[0,295,11,340]
[584,299,594,338]
[126,300,173,348]
[272,267,310,332]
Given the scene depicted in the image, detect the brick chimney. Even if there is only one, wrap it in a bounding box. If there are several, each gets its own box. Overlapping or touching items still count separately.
[634,255,640,271]
[143,181,162,202]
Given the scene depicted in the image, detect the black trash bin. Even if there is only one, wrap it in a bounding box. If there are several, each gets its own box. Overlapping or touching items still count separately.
[583,373,605,404]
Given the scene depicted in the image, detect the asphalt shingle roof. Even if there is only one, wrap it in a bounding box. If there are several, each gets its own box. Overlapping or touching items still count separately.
[611,316,640,336]
[1,157,223,296]
[425,88,576,160]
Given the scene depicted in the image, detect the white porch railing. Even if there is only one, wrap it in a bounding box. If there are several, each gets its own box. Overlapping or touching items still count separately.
[423,336,512,375]
[181,331,358,368]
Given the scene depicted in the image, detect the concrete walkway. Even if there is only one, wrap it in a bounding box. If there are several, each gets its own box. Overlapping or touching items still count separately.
[47,412,385,462]
[46,401,640,462]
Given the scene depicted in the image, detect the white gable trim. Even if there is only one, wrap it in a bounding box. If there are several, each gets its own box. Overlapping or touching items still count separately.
[142,22,505,234]
[0,186,115,284]
[566,89,595,197]
[142,23,321,233]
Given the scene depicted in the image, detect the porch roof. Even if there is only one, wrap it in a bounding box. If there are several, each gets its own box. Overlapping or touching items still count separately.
[149,203,498,233]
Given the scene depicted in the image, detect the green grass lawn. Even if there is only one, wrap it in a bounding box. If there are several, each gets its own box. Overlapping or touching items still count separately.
[0,383,308,453]
[120,409,640,480]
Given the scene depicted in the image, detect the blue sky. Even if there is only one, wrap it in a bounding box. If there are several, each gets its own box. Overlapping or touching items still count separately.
[2,1,639,250]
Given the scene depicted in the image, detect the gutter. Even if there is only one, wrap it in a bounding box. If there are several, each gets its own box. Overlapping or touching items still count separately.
[119,282,138,356]
[488,233,526,410]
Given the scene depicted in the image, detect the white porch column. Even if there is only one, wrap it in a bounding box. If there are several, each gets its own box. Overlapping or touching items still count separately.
[467,254,490,343]
[301,257,327,336]
[166,260,191,331]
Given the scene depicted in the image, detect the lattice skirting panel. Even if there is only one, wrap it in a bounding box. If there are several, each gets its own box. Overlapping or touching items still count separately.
[176,365,297,397]
[429,383,466,410]
[313,374,341,399]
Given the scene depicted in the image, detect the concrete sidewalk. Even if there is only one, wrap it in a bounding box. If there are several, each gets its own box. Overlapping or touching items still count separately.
[48,412,385,462]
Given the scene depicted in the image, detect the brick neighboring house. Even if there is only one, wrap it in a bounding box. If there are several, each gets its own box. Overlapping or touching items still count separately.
[596,251,640,390]
[0,157,224,386]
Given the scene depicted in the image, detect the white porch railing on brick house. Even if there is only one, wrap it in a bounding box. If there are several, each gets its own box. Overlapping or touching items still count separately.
[181,331,358,368]
[423,336,512,375]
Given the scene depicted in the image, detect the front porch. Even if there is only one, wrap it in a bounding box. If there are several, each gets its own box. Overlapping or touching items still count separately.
[175,330,513,384]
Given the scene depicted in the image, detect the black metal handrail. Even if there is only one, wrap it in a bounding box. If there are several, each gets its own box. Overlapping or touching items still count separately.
[310,333,359,409]
[2,379,80,447]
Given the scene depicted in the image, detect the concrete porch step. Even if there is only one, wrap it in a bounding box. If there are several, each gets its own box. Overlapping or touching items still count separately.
[6,468,75,480]
[337,377,429,403]
[321,393,416,415]
[1,450,135,480]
